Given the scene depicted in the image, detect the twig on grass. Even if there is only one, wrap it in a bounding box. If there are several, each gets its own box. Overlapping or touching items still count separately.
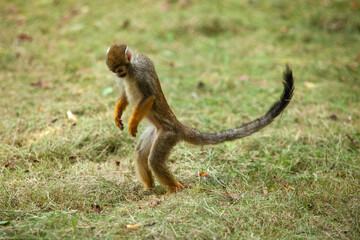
[274,176,295,190]
[345,133,357,144]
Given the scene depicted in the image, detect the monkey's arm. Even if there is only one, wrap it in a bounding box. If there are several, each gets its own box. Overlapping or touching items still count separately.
[129,95,156,137]
[114,93,129,131]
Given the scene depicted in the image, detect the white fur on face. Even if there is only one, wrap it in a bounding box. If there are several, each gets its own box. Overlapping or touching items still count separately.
[106,47,110,55]
[115,75,123,87]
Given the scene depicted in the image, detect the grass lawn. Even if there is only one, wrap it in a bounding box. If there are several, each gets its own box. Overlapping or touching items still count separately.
[1,0,359,239]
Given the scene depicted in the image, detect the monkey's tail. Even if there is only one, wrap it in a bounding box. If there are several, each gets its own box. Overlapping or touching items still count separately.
[182,65,294,145]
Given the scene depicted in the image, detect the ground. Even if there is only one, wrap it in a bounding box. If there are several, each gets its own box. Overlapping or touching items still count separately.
[0,0,359,239]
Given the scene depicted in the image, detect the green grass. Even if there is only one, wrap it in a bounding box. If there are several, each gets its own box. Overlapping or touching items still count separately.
[1,0,360,239]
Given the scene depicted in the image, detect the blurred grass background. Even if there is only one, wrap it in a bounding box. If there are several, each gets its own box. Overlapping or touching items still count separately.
[0,0,359,239]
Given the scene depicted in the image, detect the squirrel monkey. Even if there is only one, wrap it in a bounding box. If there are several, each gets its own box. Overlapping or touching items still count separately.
[106,43,294,194]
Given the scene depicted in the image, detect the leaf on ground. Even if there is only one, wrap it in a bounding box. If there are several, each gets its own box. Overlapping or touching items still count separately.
[224,191,240,199]
[262,187,268,195]
[295,127,303,141]
[0,221,11,226]
[67,110,77,122]
[61,14,72,22]
[91,204,102,213]
[4,162,15,168]
[30,81,52,89]
[126,222,156,229]
[126,223,141,229]
[161,2,171,11]
[303,81,316,89]
[196,172,207,177]
[149,200,162,207]
[280,26,288,33]
[79,68,92,73]
[238,74,249,81]
[328,114,338,121]
[15,33,32,44]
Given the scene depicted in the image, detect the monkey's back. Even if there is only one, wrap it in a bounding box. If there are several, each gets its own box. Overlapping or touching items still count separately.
[132,54,181,132]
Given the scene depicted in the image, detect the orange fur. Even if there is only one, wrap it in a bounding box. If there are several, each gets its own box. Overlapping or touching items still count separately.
[114,95,128,130]
[128,96,156,137]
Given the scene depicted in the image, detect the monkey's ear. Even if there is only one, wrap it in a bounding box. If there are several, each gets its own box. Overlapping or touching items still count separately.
[125,46,133,62]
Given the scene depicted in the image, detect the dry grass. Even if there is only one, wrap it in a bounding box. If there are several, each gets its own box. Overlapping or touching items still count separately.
[1,0,359,239]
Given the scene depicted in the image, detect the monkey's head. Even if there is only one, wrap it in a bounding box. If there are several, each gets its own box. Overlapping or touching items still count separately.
[106,43,133,78]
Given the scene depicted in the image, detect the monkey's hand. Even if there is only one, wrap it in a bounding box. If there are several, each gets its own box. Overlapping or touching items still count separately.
[114,96,128,131]
[128,120,138,137]
[114,112,124,131]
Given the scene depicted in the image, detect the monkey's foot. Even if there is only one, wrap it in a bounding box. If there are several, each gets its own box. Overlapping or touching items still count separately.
[165,181,185,195]
[114,116,124,130]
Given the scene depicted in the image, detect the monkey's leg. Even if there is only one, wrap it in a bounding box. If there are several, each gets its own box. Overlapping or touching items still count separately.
[134,126,156,189]
[129,96,155,137]
[148,131,182,194]
[114,94,128,130]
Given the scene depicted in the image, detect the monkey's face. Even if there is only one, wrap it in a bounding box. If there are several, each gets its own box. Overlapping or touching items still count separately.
[106,43,132,78]
[113,65,129,78]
